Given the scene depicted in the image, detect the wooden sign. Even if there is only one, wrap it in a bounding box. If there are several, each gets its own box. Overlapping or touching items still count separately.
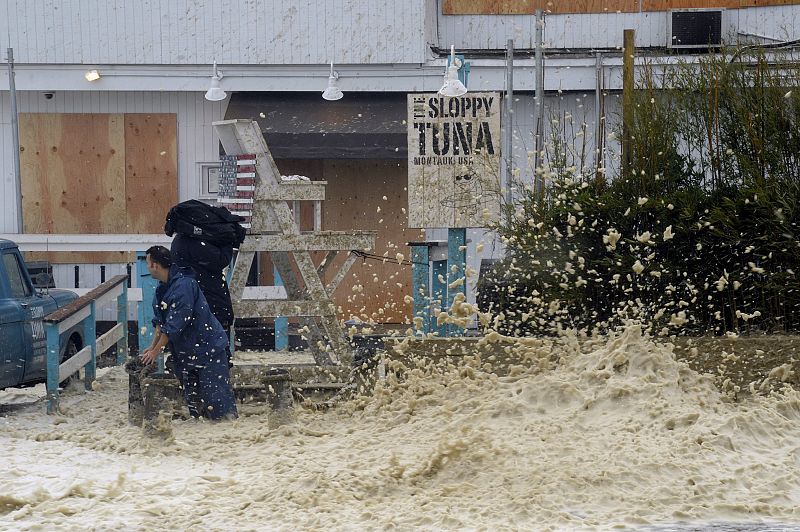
[407,92,502,229]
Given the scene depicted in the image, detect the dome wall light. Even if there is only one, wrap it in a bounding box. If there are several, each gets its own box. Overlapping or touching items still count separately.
[204,61,227,101]
[322,61,343,101]
[438,45,468,97]
[84,69,101,81]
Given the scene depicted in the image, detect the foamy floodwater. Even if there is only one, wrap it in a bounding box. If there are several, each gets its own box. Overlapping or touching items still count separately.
[2,326,800,530]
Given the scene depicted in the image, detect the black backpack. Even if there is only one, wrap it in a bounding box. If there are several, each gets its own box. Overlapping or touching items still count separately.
[164,200,247,246]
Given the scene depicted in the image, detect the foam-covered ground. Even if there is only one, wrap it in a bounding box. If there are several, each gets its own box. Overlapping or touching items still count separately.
[2,326,800,531]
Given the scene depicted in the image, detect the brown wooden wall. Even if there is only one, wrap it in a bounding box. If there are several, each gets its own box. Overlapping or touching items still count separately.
[19,113,177,263]
[322,159,422,324]
[124,115,178,236]
[443,0,800,14]
[270,159,422,325]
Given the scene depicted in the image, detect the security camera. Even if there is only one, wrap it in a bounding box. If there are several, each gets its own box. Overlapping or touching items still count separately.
[43,92,54,99]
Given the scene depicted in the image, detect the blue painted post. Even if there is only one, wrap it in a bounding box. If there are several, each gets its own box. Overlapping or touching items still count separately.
[447,228,467,337]
[431,260,448,337]
[447,51,470,335]
[84,300,97,390]
[136,252,153,352]
[45,323,61,414]
[274,266,288,350]
[116,282,129,365]
[410,245,430,334]
[136,251,162,371]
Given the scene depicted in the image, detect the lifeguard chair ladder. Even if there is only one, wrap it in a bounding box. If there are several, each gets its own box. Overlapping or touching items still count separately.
[213,119,375,366]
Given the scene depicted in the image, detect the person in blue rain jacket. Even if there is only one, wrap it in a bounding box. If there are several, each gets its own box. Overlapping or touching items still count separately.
[141,245,237,420]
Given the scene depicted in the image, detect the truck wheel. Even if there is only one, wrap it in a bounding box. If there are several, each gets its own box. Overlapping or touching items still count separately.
[61,339,82,385]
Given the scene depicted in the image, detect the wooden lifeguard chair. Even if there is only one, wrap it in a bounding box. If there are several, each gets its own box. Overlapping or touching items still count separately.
[213,119,375,366]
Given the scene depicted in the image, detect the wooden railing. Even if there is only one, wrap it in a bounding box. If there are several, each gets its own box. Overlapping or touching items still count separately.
[43,275,129,414]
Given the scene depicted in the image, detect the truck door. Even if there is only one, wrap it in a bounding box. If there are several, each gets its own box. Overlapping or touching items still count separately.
[0,297,26,389]
[0,251,56,384]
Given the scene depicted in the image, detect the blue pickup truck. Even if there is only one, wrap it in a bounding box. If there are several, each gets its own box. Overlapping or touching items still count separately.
[0,239,85,389]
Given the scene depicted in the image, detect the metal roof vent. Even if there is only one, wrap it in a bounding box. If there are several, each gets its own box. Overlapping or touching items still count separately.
[668,9,723,49]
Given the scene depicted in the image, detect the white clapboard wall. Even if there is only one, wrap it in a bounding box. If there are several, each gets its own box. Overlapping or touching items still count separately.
[0,0,428,65]
[440,5,800,50]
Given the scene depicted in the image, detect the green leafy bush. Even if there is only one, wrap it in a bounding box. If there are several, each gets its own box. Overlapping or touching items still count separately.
[483,49,800,336]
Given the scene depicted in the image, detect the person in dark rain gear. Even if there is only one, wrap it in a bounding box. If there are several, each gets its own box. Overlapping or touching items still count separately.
[141,246,237,421]
[170,232,235,338]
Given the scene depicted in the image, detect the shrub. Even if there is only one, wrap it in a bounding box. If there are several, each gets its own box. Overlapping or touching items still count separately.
[483,48,800,336]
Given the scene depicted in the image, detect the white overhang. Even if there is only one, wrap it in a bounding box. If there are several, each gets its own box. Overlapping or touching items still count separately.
[0,56,630,93]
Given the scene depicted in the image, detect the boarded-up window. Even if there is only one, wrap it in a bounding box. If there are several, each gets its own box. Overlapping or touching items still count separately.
[19,113,178,263]
[265,159,422,324]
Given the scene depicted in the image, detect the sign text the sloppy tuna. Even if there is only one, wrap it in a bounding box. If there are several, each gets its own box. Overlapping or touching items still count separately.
[411,95,496,162]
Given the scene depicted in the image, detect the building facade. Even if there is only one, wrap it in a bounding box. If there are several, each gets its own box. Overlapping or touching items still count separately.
[1,0,799,323]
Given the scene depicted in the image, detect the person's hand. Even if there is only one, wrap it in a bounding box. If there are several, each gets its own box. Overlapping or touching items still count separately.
[141,347,160,365]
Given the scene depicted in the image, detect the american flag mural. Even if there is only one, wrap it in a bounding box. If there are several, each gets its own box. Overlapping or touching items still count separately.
[217,154,257,230]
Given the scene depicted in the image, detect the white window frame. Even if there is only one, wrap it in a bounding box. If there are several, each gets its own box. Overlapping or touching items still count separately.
[198,162,222,200]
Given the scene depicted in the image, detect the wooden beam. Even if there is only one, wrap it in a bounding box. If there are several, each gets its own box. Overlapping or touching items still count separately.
[58,345,92,383]
[270,250,336,365]
[52,306,91,335]
[241,286,288,300]
[233,300,337,318]
[239,232,376,253]
[0,233,172,252]
[92,282,124,308]
[44,275,128,324]
[95,323,124,355]
[326,252,359,295]
[68,287,143,302]
[316,250,338,278]
[261,183,327,201]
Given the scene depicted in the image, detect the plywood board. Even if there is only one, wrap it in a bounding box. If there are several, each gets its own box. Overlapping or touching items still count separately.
[735,0,800,5]
[19,113,127,263]
[442,0,638,14]
[443,0,537,14]
[443,0,800,13]
[643,0,736,6]
[19,113,178,265]
[648,0,800,6]
[321,159,423,324]
[124,114,178,235]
